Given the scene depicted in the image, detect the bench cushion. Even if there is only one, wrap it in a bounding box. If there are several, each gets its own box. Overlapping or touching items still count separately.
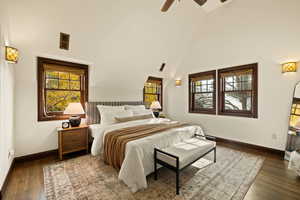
[156,138,216,169]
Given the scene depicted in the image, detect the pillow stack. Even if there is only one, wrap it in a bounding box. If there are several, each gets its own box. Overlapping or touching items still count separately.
[97,105,154,125]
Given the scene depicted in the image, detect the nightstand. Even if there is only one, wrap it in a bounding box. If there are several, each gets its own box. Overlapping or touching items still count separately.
[57,124,89,160]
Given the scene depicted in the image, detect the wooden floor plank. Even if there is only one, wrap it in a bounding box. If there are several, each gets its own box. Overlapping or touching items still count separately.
[3,144,300,200]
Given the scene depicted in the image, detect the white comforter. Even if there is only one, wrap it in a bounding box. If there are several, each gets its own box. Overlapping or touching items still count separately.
[91,118,204,192]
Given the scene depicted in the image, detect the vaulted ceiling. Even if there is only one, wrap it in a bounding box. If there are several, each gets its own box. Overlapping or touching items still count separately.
[4,0,234,100]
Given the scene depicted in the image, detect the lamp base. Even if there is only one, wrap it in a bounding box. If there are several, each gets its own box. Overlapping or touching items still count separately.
[69,115,81,127]
[153,112,160,118]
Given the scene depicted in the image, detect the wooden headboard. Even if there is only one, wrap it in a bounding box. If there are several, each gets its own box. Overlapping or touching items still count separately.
[85,101,144,125]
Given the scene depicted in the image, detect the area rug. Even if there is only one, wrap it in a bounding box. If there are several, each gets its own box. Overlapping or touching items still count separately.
[43,146,264,200]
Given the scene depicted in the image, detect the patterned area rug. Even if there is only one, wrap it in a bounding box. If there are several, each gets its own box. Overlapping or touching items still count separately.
[44,146,264,200]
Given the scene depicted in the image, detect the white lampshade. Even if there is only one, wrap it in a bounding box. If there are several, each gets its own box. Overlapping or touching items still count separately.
[150,101,162,109]
[64,103,85,115]
[295,120,300,129]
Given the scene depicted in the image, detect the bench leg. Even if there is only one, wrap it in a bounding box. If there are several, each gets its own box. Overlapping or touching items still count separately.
[214,147,216,163]
[176,170,180,195]
[154,162,158,180]
[154,150,158,180]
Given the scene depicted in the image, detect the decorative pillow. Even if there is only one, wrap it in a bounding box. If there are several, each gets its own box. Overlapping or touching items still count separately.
[97,105,125,114]
[115,114,153,123]
[124,105,146,111]
[132,109,154,117]
[101,110,133,125]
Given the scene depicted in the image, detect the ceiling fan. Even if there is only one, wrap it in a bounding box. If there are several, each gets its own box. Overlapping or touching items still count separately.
[161,0,228,12]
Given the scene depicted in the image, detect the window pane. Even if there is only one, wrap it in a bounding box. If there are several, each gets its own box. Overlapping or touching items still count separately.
[70,73,80,81]
[194,93,213,109]
[290,115,300,127]
[59,80,69,89]
[145,84,160,94]
[46,90,81,112]
[59,72,69,80]
[144,94,158,108]
[201,85,207,92]
[46,79,58,89]
[207,84,214,92]
[225,74,252,92]
[70,81,80,90]
[224,91,251,111]
[46,71,59,79]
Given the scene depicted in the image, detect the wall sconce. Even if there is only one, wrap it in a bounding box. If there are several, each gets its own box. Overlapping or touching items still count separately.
[175,79,182,87]
[5,46,19,63]
[282,62,297,73]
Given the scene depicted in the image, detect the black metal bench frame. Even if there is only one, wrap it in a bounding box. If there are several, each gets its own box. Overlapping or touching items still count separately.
[154,134,216,195]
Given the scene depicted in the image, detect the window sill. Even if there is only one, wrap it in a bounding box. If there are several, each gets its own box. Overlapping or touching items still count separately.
[189,110,216,115]
[218,112,258,118]
[38,114,86,122]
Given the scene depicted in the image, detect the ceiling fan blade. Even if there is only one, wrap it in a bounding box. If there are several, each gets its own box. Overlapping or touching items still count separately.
[220,0,228,2]
[193,0,208,6]
[161,0,175,12]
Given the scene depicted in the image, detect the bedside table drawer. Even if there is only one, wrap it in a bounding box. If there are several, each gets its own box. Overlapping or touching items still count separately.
[62,129,87,152]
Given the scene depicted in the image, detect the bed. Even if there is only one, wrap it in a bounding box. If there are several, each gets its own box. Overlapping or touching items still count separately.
[86,101,205,192]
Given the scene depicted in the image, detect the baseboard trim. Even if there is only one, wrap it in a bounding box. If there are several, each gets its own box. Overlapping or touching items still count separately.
[15,149,58,163]
[215,136,285,157]
[0,158,15,200]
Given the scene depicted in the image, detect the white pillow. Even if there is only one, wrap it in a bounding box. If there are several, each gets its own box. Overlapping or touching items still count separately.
[124,105,146,111]
[132,109,154,118]
[97,105,125,114]
[101,110,133,125]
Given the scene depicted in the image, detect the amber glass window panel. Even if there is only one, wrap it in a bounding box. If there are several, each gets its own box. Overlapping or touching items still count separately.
[44,71,82,113]
[38,57,88,121]
[218,63,258,118]
[143,77,163,110]
[189,70,216,114]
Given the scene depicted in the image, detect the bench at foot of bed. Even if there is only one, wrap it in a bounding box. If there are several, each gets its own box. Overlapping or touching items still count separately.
[154,135,216,195]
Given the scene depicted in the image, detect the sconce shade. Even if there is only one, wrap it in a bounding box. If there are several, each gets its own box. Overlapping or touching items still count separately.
[175,79,182,87]
[282,62,297,73]
[5,46,19,63]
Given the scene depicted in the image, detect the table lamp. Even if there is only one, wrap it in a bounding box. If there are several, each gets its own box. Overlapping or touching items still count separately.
[150,101,162,118]
[64,103,85,127]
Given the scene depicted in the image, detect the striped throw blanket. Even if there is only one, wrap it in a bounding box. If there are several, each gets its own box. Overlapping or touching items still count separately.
[103,122,189,169]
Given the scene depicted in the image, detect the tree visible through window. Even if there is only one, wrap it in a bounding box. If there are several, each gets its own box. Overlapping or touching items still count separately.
[218,63,258,118]
[143,77,163,109]
[189,70,216,114]
[38,57,88,121]
[45,71,81,112]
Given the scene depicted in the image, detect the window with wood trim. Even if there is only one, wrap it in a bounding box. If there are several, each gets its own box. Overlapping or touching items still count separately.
[218,63,258,118]
[143,76,163,109]
[37,57,88,121]
[289,98,300,127]
[189,70,216,114]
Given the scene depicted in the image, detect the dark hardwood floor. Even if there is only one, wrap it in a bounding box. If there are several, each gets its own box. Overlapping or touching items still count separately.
[3,143,300,200]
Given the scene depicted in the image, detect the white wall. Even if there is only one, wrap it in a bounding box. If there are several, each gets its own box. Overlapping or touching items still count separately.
[165,0,300,150]
[8,0,204,156]
[7,0,300,157]
[0,0,15,189]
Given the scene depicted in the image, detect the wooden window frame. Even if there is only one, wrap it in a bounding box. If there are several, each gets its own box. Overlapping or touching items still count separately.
[218,63,258,118]
[37,57,89,121]
[189,70,216,114]
[143,76,163,111]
